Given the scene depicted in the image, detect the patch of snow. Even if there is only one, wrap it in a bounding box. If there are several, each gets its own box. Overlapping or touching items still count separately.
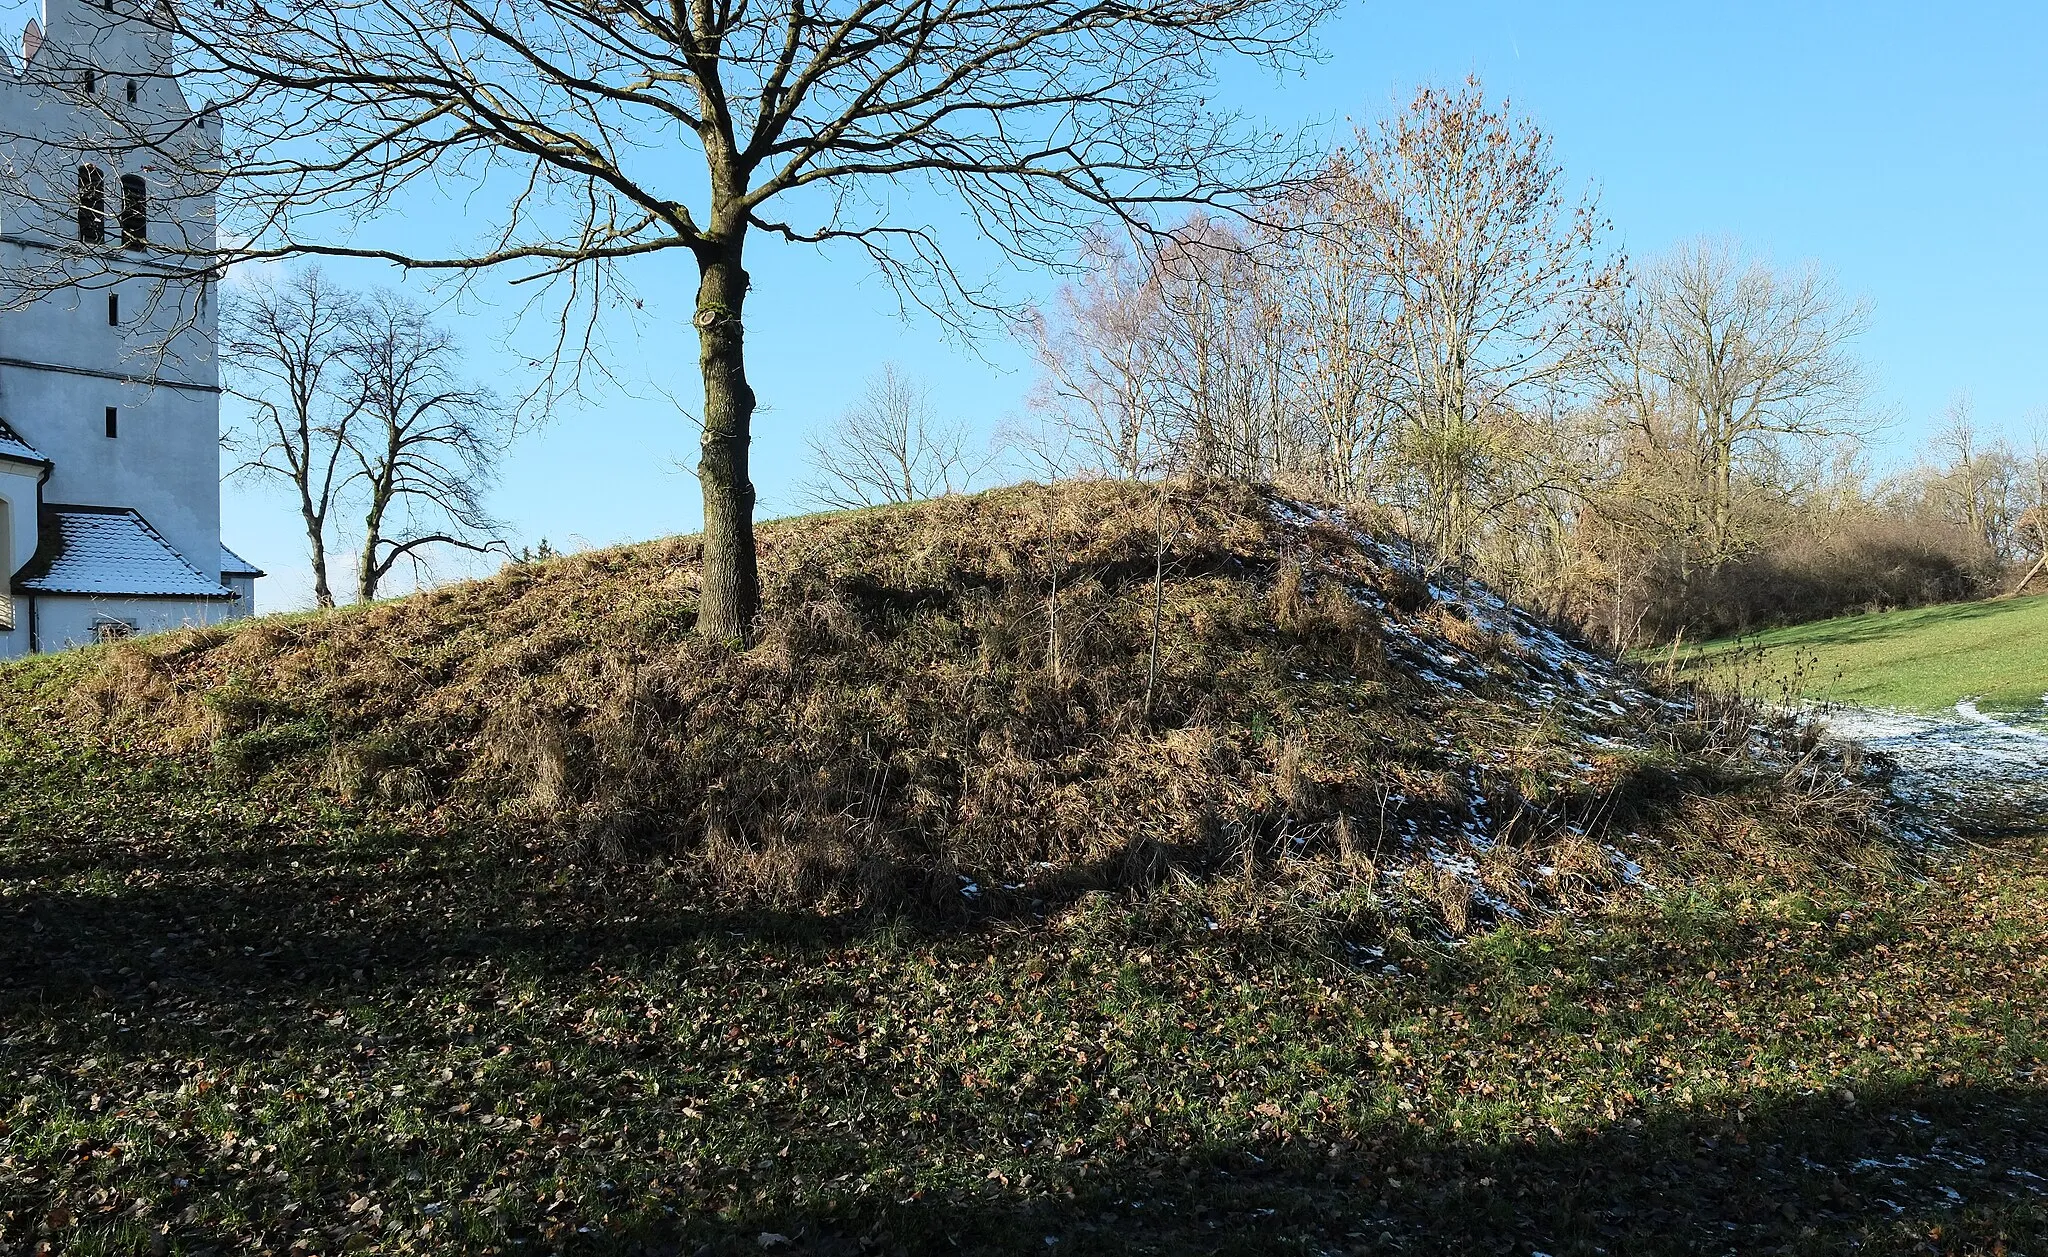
[1816,703,2048,833]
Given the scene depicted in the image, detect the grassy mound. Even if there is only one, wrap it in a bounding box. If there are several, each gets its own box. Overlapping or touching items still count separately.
[6,481,2030,1257]
[1,480,1879,927]
[1673,593,2048,717]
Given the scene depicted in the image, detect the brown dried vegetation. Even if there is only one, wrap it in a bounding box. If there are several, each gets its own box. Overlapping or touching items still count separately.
[0,480,1890,927]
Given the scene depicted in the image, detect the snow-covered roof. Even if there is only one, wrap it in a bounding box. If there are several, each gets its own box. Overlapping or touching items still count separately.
[15,505,235,598]
[0,419,47,467]
[219,543,264,579]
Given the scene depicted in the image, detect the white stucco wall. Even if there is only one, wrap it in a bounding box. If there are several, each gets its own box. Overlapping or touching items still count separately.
[0,457,40,645]
[30,591,235,649]
[222,573,254,613]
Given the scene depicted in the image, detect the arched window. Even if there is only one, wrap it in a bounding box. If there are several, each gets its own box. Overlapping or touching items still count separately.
[119,174,146,248]
[77,165,105,243]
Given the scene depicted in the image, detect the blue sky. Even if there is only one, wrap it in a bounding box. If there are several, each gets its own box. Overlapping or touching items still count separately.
[173,0,2048,605]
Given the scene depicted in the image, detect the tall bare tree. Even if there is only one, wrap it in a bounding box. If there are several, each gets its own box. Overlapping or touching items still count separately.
[1599,240,1869,576]
[89,0,1340,641]
[222,268,364,608]
[801,364,981,509]
[344,293,511,601]
[2010,426,2048,595]
[1340,81,1618,563]
[1925,396,2018,557]
[1020,235,1168,480]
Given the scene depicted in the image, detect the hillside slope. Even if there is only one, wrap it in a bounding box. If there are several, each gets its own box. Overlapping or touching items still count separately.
[9,481,2021,1257]
[1,480,1876,925]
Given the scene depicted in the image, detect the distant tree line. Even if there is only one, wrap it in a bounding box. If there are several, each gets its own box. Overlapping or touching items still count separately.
[989,79,2046,646]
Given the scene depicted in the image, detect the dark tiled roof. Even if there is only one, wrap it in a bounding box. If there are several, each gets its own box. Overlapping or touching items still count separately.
[219,543,264,578]
[0,419,47,467]
[15,505,235,598]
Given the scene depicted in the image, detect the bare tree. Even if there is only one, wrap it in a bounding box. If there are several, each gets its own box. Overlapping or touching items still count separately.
[2010,427,2048,595]
[81,0,1340,642]
[1599,240,1869,577]
[1925,396,2019,558]
[801,364,981,509]
[1018,233,1172,480]
[222,268,365,608]
[1273,165,1402,500]
[343,293,511,601]
[1341,81,1618,563]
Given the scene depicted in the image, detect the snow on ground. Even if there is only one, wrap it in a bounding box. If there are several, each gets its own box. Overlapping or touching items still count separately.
[1817,701,2048,836]
[1270,498,1681,924]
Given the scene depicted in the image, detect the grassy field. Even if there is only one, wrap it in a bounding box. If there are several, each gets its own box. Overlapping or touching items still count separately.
[1674,594,2048,716]
[0,739,2043,1256]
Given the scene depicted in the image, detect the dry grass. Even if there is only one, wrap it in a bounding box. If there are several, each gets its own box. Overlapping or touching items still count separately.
[0,479,1895,929]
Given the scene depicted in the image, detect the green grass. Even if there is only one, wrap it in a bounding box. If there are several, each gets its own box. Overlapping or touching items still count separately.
[1,739,2044,1256]
[1674,594,2048,716]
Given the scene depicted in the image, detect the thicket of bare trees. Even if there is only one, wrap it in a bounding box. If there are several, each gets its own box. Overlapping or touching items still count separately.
[225,270,511,604]
[1019,84,1617,571]
[1020,80,2034,643]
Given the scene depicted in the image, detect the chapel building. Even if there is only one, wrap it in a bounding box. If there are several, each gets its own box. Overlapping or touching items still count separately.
[0,0,257,657]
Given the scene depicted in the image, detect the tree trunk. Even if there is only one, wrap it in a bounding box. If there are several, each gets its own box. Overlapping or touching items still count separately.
[300,501,333,608]
[357,471,395,602]
[693,234,759,643]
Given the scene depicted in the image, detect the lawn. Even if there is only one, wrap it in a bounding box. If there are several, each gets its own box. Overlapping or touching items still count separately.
[1674,594,2048,716]
[2,739,2044,1256]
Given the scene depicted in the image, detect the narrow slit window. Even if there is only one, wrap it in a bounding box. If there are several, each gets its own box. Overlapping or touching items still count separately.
[108,292,119,325]
[82,69,95,94]
[118,174,145,248]
[125,79,137,104]
[104,406,117,438]
[77,165,105,243]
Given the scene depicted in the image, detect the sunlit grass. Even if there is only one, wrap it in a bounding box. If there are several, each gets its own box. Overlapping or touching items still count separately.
[1674,594,2048,716]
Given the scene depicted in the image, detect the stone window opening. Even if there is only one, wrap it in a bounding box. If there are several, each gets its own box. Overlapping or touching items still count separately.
[119,174,145,248]
[104,406,118,438]
[77,165,105,243]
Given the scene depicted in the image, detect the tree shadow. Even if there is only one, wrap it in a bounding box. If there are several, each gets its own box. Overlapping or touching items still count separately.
[648,1081,2048,1256]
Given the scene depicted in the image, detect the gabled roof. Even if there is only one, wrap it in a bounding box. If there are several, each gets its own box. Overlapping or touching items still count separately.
[220,543,264,579]
[15,505,235,599]
[0,419,47,468]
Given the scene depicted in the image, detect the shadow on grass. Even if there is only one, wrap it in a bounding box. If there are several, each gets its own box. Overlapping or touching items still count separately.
[659,1082,2048,1256]
[3,756,2035,1255]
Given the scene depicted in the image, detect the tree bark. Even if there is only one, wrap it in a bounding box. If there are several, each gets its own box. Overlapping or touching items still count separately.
[357,475,394,601]
[694,232,759,643]
[301,501,333,608]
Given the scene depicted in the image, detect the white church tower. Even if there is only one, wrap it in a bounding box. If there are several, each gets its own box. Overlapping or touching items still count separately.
[0,0,257,656]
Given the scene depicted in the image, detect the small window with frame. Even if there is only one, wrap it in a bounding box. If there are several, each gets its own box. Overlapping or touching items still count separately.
[92,615,137,643]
